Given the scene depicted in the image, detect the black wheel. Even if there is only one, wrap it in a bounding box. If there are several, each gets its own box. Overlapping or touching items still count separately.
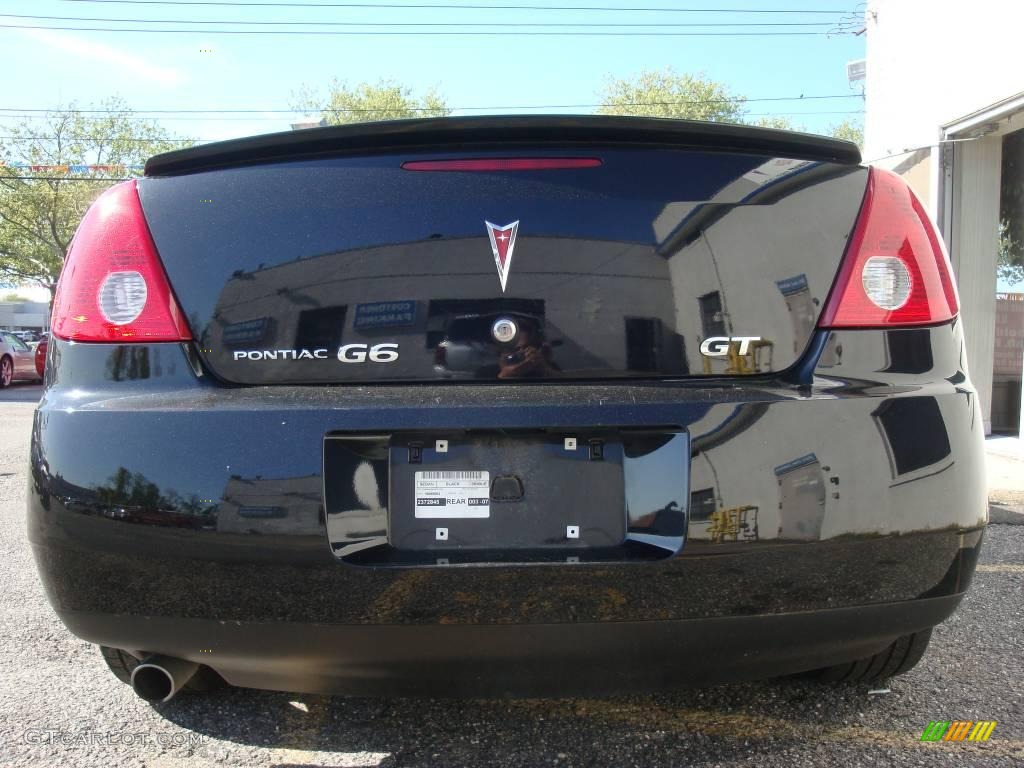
[0,356,13,388]
[99,646,226,693]
[100,645,139,685]
[807,629,932,683]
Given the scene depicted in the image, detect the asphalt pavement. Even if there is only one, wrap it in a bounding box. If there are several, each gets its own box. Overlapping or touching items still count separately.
[0,384,1021,767]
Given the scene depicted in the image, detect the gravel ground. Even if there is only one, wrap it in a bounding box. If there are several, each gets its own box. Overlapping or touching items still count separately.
[1,389,1021,767]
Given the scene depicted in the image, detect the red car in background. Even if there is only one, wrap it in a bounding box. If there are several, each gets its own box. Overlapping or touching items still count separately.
[34,334,48,379]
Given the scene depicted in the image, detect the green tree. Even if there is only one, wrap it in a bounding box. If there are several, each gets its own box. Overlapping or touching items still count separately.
[827,118,864,148]
[595,69,867,146]
[0,98,192,301]
[596,68,747,123]
[751,116,799,131]
[998,219,1023,284]
[293,79,451,125]
[758,118,865,145]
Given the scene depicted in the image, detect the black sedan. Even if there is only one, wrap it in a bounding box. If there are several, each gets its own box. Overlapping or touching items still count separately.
[28,116,986,703]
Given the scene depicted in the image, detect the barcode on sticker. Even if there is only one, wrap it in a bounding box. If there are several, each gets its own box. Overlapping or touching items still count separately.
[414,469,490,518]
[418,471,486,480]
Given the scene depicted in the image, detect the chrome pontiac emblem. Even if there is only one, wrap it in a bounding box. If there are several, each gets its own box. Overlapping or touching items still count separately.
[491,317,518,344]
[485,220,519,292]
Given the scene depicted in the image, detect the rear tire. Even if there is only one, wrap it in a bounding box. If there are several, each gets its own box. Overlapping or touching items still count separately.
[807,628,933,683]
[100,645,138,686]
[99,646,226,693]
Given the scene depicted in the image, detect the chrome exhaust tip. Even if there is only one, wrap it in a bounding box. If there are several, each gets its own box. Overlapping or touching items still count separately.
[130,655,199,702]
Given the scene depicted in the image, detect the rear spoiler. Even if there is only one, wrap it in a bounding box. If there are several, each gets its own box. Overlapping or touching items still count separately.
[144,115,861,177]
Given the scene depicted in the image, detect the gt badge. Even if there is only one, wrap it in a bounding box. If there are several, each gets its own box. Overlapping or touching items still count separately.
[699,336,762,356]
[485,220,519,292]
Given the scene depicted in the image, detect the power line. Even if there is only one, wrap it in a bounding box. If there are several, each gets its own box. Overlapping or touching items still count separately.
[0,23,828,34]
[0,13,839,27]
[54,1,854,14]
[0,95,863,115]
[0,135,198,142]
[727,110,861,116]
[863,137,981,165]
[0,175,133,181]
[0,112,864,125]
[1,111,862,123]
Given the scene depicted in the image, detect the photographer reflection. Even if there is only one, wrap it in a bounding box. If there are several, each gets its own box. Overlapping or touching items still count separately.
[497,319,561,379]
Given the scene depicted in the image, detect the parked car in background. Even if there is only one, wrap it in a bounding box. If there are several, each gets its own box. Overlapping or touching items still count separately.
[34,334,48,379]
[0,330,41,386]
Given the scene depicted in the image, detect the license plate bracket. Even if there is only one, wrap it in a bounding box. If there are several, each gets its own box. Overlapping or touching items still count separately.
[388,432,626,550]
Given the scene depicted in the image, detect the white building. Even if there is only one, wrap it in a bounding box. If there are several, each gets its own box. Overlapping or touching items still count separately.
[863,0,1024,435]
[0,300,49,332]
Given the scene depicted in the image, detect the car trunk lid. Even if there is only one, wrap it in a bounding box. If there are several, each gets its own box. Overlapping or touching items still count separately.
[138,116,866,384]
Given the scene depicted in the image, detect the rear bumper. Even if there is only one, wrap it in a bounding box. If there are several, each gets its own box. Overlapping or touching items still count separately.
[57,594,963,696]
[28,324,988,692]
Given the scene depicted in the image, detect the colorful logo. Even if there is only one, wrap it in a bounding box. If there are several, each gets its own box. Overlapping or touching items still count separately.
[485,221,519,293]
[920,721,997,742]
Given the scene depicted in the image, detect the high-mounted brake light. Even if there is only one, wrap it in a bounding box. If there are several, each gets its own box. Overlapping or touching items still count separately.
[818,167,959,328]
[401,158,602,172]
[51,180,191,342]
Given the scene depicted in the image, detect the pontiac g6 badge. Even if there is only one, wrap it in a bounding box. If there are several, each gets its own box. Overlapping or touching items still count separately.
[231,344,399,362]
[485,220,519,292]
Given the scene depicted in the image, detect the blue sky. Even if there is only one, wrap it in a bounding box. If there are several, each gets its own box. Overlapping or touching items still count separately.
[0,0,867,142]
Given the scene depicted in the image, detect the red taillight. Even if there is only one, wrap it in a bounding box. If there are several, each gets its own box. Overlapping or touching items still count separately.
[818,167,959,328]
[51,180,191,343]
[401,157,602,172]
